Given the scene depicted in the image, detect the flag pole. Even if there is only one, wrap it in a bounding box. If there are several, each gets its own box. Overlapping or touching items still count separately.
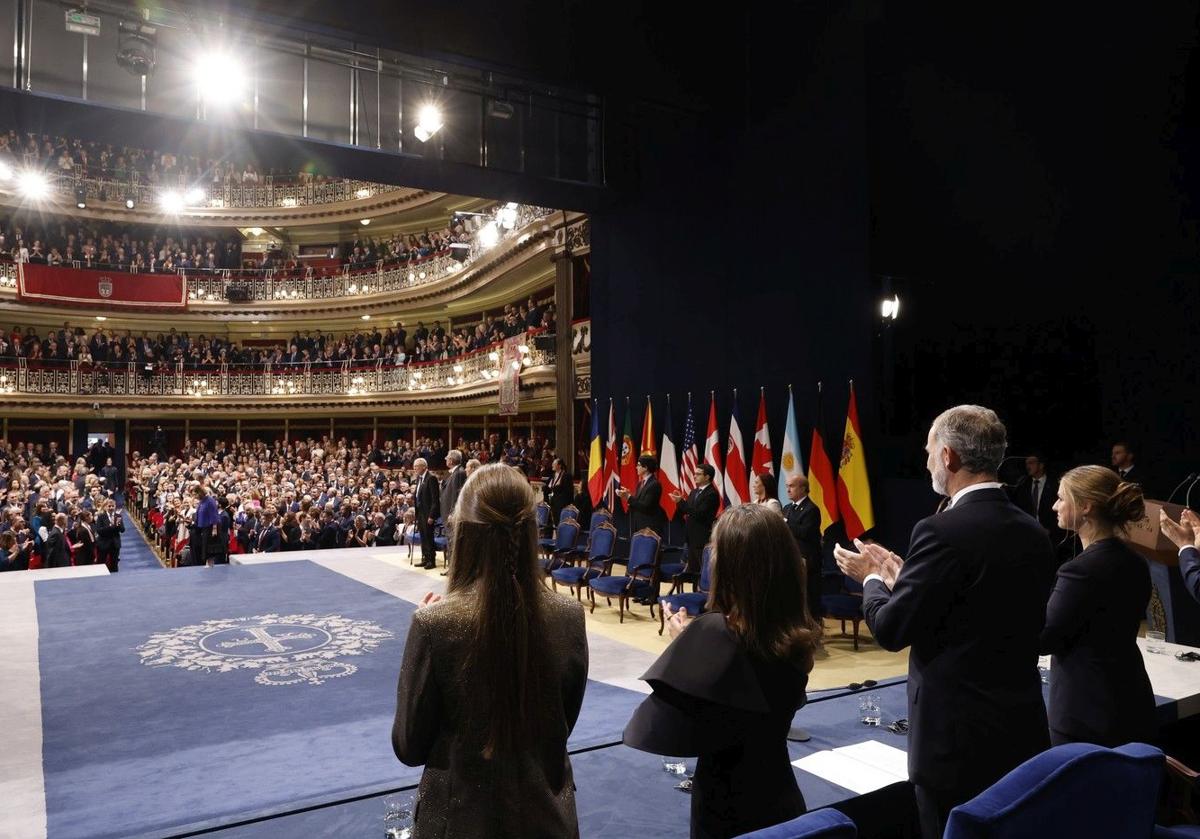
[665,392,673,547]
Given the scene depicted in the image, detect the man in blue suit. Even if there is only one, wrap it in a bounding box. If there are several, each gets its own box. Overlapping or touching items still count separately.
[1160,507,1200,604]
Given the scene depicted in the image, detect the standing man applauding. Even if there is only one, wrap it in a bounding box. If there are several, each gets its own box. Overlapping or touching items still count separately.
[413,458,441,569]
[834,405,1054,839]
[193,483,219,567]
[669,463,719,575]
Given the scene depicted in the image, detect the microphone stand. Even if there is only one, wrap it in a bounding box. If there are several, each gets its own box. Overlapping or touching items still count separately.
[1166,473,1198,505]
[1186,476,1200,511]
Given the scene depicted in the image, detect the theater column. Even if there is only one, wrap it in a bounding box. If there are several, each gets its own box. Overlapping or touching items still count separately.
[554,250,574,464]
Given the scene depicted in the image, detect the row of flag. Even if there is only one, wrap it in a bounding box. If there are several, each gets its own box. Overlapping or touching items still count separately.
[585,383,875,538]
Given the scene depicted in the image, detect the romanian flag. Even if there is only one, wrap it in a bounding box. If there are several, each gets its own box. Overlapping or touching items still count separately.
[619,398,638,511]
[808,385,840,533]
[835,382,874,539]
[640,395,658,458]
[587,399,605,506]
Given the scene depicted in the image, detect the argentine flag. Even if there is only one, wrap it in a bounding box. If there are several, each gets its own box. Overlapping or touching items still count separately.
[778,387,805,504]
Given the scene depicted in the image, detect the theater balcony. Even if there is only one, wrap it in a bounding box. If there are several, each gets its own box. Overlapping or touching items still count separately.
[0,335,557,418]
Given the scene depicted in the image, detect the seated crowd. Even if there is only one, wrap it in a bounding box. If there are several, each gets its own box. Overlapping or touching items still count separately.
[1,127,345,189]
[132,432,553,562]
[0,299,553,368]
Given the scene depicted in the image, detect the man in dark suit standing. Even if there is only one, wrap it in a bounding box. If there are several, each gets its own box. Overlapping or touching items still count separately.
[412,457,441,569]
[668,463,720,574]
[1111,440,1145,488]
[95,499,125,573]
[784,475,824,623]
[543,457,574,524]
[835,405,1055,839]
[43,513,71,568]
[617,455,667,540]
[1010,452,1067,556]
[438,450,469,574]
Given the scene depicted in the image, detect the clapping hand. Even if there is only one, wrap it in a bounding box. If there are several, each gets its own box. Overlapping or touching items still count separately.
[834,538,903,588]
[417,591,443,610]
[668,490,683,502]
[616,487,630,500]
[663,603,693,639]
[1161,508,1200,550]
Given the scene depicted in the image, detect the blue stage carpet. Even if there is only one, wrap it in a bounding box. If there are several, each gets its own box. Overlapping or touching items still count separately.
[32,561,646,839]
[117,508,165,572]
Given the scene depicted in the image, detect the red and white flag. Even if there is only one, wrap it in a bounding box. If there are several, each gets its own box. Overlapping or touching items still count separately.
[704,393,725,514]
[723,395,749,507]
[751,389,774,477]
[603,398,619,510]
[659,396,680,520]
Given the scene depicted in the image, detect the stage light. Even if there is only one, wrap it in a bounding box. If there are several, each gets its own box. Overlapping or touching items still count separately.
[95,316,107,321]
[185,187,205,204]
[488,351,499,362]
[478,222,499,250]
[124,196,136,209]
[510,360,521,371]
[280,197,297,207]
[498,205,518,230]
[881,294,901,320]
[159,191,183,213]
[361,314,371,320]
[453,364,464,373]
[17,170,49,200]
[0,160,12,181]
[360,218,371,226]
[414,105,443,142]
[193,52,246,105]
[75,185,87,209]
[247,227,263,237]
[517,345,529,355]
[355,188,370,199]
[116,20,157,77]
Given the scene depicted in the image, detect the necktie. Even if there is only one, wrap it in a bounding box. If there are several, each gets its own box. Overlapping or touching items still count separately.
[1032,478,1041,509]
[1119,469,1128,479]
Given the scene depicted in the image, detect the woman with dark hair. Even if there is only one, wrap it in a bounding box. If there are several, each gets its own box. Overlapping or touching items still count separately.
[1040,465,1157,747]
[751,472,782,515]
[624,503,818,838]
[392,463,589,838]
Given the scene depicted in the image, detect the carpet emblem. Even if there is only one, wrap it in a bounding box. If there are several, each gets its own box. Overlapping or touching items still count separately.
[137,613,394,686]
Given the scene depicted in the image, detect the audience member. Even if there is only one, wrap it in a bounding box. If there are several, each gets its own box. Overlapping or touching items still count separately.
[751,472,782,514]
[393,464,588,837]
[1160,507,1200,605]
[668,462,720,575]
[783,475,823,628]
[624,504,817,838]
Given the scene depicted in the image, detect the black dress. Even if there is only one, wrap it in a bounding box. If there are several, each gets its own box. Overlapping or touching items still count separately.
[1039,536,1157,747]
[623,612,809,839]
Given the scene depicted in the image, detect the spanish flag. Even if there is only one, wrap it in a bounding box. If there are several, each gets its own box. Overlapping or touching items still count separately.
[587,400,605,506]
[640,395,657,458]
[808,384,840,533]
[835,382,875,539]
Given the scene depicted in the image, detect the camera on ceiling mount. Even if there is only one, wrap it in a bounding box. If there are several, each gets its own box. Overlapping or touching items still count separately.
[116,20,158,77]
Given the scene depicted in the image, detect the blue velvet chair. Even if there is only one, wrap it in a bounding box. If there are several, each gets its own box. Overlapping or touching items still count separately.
[535,502,553,549]
[1155,828,1200,838]
[944,742,1164,839]
[558,504,580,524]
[658,544,712,635]
[821,574,866,650]
[1156,754,1200,837]
[576,508,613,547]
[550,522,618,601]
[587,527,661,622]
[538,519,580,573]
[733,808,857,838]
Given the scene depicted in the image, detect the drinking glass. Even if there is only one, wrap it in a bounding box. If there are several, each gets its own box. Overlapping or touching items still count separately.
[661,757,688,776]
[859,694,882,726]
[383,793,414,839]
[1146,631,1166,654]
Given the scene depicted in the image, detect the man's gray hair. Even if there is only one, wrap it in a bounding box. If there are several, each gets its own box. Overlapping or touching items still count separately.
[446,450,462,466]
[930,405,1007,474]
[413,457,428,469]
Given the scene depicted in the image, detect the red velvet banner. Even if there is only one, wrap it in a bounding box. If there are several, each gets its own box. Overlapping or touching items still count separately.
[17,263,188,311]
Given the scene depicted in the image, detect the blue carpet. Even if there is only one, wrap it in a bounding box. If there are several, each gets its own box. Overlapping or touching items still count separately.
[32,562,648,839]
[115,508,165,572]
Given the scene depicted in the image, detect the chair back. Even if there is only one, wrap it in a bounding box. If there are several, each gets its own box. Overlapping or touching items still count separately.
[553,520,580,552]
[732,807,857,838]
[699,543,714,592]
[558,505,579,523]
[627,528,661,576]
[944,742,1163,839]
[588,522,618,560]
[588,509,612,531]
[535,502,551,528]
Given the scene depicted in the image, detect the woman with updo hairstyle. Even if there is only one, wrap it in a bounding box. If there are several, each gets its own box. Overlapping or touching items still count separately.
[624,503,817,838]
[392,463,588,838]
[1040,464,1157,747]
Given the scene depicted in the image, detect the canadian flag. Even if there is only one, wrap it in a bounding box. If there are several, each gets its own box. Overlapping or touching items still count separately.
[724,397,749,507]
[704,394,725,514]
[751,389,774,477]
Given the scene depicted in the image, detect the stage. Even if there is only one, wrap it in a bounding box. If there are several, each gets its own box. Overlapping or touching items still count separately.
[2,548,1199,839]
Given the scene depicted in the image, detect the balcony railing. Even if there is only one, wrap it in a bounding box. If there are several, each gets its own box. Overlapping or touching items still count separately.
[12,167,407,211]
[0,335,553,399]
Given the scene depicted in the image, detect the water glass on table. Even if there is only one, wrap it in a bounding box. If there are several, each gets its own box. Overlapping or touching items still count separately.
[859,694,882,726]
[383,793,414,839]
[1146,631,1167,654]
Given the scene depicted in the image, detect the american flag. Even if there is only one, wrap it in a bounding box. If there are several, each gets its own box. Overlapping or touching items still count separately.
[678,394,699,495]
